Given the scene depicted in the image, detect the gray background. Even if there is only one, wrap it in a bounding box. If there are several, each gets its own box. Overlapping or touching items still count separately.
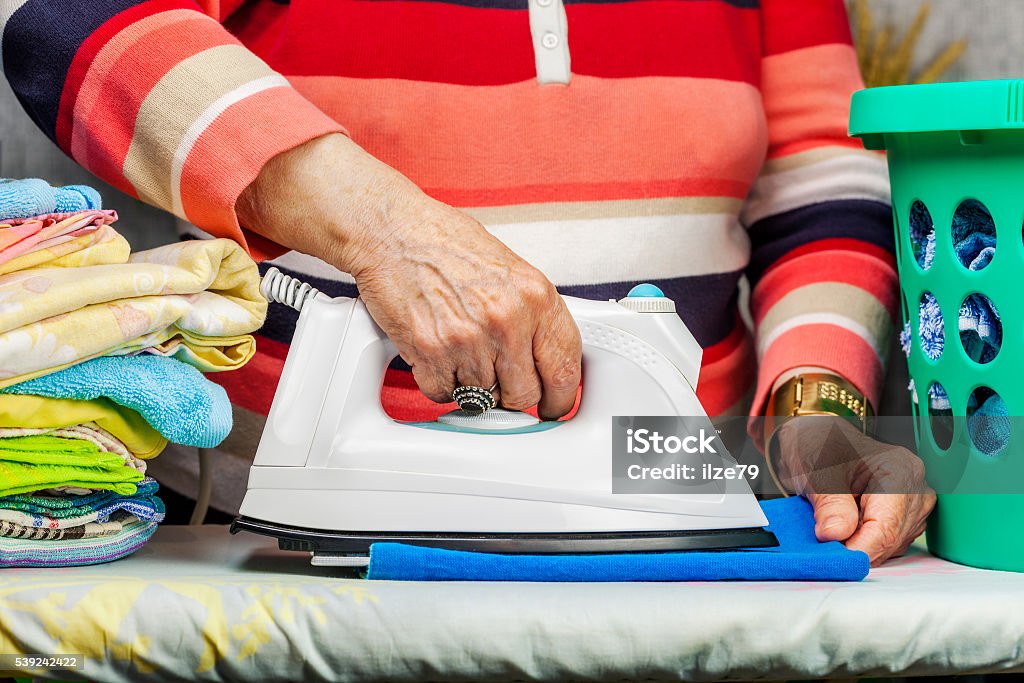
[0,0,1017,414]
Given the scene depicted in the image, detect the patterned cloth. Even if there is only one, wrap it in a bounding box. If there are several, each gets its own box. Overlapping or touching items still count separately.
[0,519,158,567]
[0,512,136,541]
[0,478,164,529]
[0,210,120,273]
[0,236,266,388]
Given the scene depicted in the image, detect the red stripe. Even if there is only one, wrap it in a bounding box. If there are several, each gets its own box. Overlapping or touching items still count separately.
[568,1,760,82]
[761,0,853,56]
[763,237,896,277]
[701,314,745,364]
[55,0,197,153]
[231,0,759,84]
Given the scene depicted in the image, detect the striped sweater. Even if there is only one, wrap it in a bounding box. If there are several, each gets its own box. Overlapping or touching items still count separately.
[0,0,895,424]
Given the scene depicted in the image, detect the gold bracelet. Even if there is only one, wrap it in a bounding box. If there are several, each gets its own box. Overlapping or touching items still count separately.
[763,373,874,495]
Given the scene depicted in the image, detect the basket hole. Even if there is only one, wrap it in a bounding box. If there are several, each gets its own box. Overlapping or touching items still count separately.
[918,291,944,361]
[959,293,1001,364]
[908,200,935,270]
[966,387,1008,456]
[951,199,996,271]
[928,381,954,451]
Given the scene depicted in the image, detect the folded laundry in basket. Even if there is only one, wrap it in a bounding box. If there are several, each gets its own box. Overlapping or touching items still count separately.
[0,178,101,221]
[0,477,164,528]
[0,435,144,497]
[0,518,158,567]
[0,237,266,386]
[0,393,166,459]
[366,497,870,582]
[4,355,233,448]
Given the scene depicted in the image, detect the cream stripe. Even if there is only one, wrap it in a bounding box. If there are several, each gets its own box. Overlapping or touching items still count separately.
[0,0,30,72]
[123,44,278,213]
[742,153,890,226]
[72,9,202,167]
[464,196,743,225]
[757,312,884,360]
[488,213,750,284]
[758,282,892,349]
[762,145,883,175]
[195,212,751,286]
[170,74,290,216]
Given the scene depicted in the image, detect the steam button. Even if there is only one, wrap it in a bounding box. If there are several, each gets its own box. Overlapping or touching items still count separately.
[618,283,676,313]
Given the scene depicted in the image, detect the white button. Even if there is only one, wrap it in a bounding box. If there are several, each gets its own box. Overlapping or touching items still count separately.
[541,32,559,49]
[535,0,553,7]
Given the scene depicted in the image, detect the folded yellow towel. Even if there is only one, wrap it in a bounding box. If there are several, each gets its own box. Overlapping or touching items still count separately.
[0,237,267,387]
[0,393,166,459]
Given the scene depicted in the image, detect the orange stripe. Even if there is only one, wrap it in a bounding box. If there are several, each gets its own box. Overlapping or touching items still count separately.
[70,12,239,198]
[752,251,898,322]
[762,43,864,159]
[292,75,767,205]
[178,86,342,259]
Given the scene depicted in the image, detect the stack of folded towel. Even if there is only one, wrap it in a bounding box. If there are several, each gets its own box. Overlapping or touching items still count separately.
[0,178,266,567]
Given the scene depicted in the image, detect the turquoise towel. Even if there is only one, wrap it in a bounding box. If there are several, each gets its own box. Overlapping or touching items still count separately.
[367,497,870,582]
[3,356,232,448]
[0,178,101,220]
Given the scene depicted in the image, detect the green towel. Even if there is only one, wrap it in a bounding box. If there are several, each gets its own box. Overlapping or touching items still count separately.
[0,435,142,497]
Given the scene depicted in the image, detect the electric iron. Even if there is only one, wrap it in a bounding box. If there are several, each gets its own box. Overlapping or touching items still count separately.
[231,270,777,567]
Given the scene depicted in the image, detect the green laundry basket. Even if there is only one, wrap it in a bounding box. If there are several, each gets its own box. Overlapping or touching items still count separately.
[851,80,1024,572]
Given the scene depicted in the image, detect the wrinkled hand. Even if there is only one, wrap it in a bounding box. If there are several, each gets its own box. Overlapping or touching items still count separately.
[239,133,582,418]
[773,416,936,565]
[353,196,582,418]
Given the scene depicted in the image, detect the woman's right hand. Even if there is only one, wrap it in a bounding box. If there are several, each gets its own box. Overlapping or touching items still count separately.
[238,133,582,419]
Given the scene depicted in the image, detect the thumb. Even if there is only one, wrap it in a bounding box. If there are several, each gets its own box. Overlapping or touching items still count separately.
[806,493,860,542]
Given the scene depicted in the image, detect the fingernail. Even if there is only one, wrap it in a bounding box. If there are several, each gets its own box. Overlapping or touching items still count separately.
[822,517,844,532]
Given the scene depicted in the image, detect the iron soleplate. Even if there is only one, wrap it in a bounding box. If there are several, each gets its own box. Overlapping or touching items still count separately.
[230,516,779,561]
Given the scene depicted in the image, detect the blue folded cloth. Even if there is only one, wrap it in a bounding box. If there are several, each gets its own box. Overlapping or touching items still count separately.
[2,355,232,448]
[365,497,870,582]
[0,178,101,220]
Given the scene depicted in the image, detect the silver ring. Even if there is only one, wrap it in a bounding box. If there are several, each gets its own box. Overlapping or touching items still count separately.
[452,383,498,415]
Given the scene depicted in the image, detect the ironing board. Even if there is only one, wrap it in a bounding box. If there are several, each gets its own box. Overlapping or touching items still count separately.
[1,525,1023,683]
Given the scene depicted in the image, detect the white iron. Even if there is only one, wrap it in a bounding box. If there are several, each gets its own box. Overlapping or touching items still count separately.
[231,270,776,566]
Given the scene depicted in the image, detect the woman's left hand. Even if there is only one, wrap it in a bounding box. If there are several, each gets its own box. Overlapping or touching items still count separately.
[773,416,936,566]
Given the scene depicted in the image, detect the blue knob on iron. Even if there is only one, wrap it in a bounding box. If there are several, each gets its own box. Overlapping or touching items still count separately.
[619,283,676,312]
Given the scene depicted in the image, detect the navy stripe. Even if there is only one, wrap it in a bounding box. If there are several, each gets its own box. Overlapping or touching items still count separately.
[360,0,756,9]
[746,200,894,284]
[258,262,743,351]
[2,0,146,142]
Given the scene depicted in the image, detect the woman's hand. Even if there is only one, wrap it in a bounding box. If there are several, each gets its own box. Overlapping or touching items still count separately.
[238,133,582,418]
[773,416,936,565]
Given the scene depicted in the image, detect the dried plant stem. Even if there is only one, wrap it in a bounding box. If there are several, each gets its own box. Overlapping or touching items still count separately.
[916,39,967,84]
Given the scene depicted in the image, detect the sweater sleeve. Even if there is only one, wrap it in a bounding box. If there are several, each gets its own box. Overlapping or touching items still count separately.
[0,0,344,261]
[741,0,897,417]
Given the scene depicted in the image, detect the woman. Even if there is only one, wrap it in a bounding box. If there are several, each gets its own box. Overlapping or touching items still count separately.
[1,0,933,563]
